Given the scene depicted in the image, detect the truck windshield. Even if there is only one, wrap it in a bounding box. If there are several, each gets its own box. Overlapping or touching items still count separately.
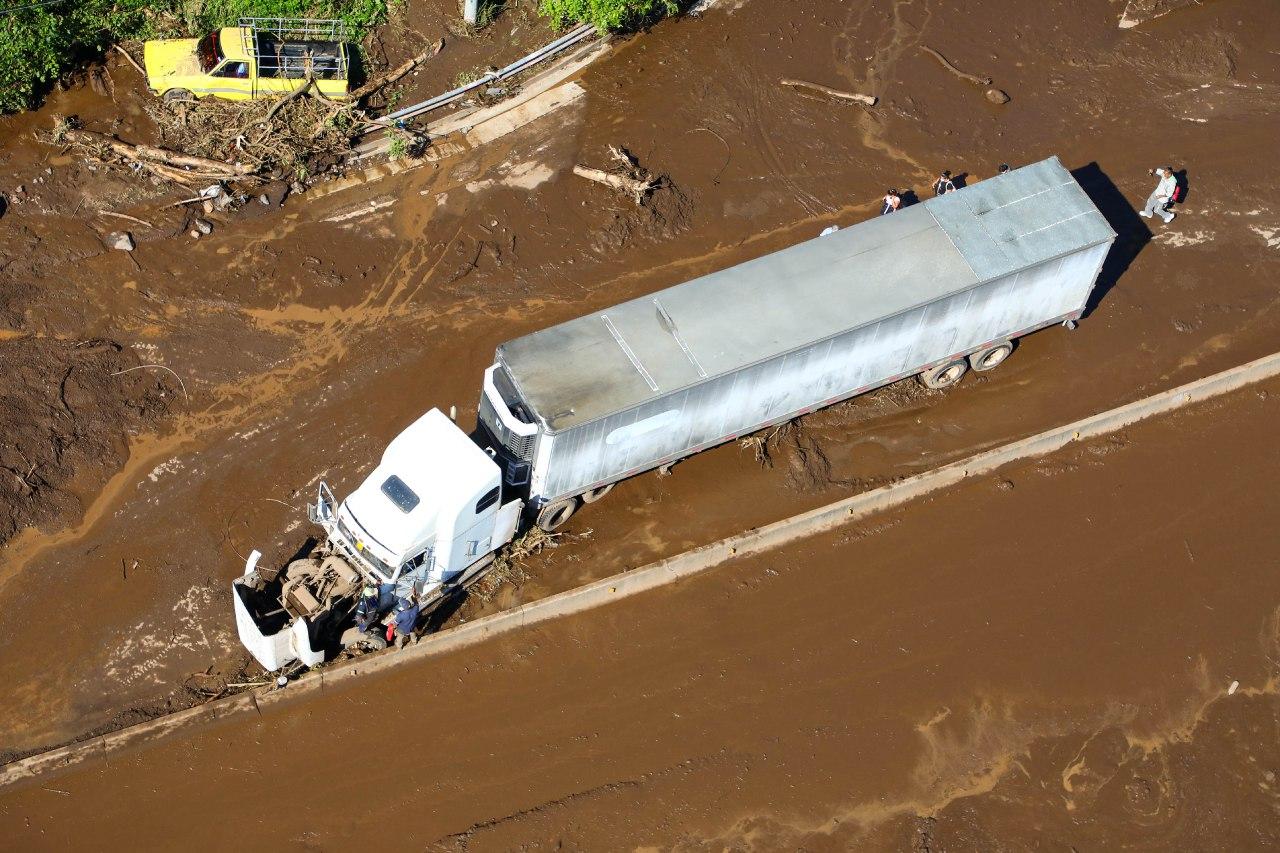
[197,32,224,73]
[380,475,420,513]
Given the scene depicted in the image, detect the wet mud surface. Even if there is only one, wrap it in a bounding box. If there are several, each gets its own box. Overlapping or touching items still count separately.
[0,0,1277,807]
[1,371,1277,850]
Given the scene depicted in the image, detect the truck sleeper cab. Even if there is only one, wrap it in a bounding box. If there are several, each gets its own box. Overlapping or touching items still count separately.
[233,409,521,671]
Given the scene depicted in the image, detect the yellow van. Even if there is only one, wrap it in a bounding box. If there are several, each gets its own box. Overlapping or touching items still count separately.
[143,19,350,103]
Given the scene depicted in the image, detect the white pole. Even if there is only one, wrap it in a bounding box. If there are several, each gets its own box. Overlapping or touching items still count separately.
[463,0,478,25]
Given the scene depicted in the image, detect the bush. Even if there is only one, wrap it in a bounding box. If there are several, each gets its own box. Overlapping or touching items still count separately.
[0,0,392,113]
[538,0,678,32]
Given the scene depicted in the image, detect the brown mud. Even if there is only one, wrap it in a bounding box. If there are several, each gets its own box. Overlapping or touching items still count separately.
[1,365,1277,850]
[0,0,1277,788]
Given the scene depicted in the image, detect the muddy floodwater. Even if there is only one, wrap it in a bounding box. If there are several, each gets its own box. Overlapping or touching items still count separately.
[1,0,1279,845]
[2,373,1278,850]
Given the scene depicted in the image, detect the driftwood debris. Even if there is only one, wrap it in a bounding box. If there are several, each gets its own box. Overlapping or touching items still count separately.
[572,145,659,204]
[572,166,655,203]
[779,78,877,106]
[351,38,445,101]
[112,45,146,77]
[61,129,256,184]
[920,45,992,86]
[97,209,154,229]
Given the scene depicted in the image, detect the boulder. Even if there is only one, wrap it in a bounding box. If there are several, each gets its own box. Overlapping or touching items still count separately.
[105,231,135,252]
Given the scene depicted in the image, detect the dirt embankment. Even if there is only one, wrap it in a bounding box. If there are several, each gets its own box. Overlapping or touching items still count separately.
[0,0,1277,765]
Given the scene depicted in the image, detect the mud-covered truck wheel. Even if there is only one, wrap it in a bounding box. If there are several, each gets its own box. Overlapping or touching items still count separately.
[162,88,195,103]
[969,341,1014,372]
[580,483,614,504]
[919,359,968,390]
[536,497,579,531]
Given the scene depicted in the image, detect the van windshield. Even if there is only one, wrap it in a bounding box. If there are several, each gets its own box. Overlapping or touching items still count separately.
[197,32,224,72]
[380,475,420,513]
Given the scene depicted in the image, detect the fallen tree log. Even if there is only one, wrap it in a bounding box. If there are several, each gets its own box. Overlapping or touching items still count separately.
[61,129,256,176]
[572,165,656,204]
[351,38,445,101]
[919,45,992,86]
[779,78,877,106]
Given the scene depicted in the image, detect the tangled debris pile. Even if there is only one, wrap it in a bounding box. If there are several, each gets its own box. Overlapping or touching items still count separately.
[44,38,443,193]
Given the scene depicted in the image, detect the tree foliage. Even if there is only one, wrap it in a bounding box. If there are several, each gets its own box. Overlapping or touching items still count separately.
[537,0,678,32]
[0,0,391,113]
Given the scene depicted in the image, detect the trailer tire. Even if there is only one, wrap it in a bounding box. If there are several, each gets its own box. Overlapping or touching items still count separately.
[580,483,614,504]
[968,341,1014,372]
[919,359,968,390]
[536,497,579,531]
[162,88,195,104]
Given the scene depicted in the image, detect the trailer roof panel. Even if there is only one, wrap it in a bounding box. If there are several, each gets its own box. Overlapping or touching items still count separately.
[499,156,1115,432]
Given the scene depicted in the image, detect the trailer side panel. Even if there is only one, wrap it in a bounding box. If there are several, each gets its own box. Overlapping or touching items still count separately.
[534,239,1110,502]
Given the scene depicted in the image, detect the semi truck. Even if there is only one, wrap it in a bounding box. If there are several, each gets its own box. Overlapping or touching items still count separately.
[233,156,1116,671]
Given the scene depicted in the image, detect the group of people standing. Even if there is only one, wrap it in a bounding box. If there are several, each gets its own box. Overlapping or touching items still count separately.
[878,164,1011,216]
[875,162,1182,226]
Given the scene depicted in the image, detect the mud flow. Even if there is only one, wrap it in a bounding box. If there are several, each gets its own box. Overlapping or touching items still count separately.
[1,0,1279,846]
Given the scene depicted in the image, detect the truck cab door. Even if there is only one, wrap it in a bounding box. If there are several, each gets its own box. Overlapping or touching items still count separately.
[444,486,501,578]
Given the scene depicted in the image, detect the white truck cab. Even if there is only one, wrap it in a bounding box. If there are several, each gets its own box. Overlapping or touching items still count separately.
[232,408,522,671]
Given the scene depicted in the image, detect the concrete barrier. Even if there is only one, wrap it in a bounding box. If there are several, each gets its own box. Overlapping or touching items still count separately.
[5,350,1279,788]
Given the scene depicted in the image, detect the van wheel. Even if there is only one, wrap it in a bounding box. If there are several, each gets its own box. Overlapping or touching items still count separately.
[919,359,968,390]
[968,341,1014,372]
[536,497,579,531]
[163,88,195,104]
[580,484,614,504]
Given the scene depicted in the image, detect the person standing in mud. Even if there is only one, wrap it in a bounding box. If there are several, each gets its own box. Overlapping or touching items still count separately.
[393,595,421,649]
[880,189,901,215]
[1139,166,1178,224]
[933,170,956,196]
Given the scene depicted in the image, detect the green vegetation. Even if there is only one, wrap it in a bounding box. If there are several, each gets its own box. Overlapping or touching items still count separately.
[0,0,393,113]
[537,0,678,32]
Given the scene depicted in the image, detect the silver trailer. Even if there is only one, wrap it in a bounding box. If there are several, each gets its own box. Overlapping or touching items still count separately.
[476,156,1116,529]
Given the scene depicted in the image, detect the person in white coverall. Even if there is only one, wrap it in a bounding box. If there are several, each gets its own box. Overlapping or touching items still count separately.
[1140,166,1177,223]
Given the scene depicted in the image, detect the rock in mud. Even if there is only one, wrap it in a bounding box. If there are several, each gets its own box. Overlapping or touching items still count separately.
[105,231,135,252]
[985,88,1011,104]
[194,219,213,235]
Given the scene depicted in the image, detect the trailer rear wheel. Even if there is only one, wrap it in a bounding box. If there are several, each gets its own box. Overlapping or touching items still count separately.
[919,359,968,390]
[536,497,579,531]
[581,484,614,504]
[968,341,1014,372]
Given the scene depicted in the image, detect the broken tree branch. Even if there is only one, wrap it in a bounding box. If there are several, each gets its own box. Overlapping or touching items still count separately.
[61,129,256,176]
[919,45,992,86]
[97,210,154,228]
[112,44,146,77]
[351,38,445,101]
[572,165,656,205]
[254,78,314,142]
[779,78,877,106]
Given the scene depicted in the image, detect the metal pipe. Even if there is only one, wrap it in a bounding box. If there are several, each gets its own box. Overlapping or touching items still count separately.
[381,23,595,124]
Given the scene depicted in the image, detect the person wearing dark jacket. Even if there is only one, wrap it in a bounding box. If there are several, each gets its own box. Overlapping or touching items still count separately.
[933,170,956,196]
[393,596,421,648]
